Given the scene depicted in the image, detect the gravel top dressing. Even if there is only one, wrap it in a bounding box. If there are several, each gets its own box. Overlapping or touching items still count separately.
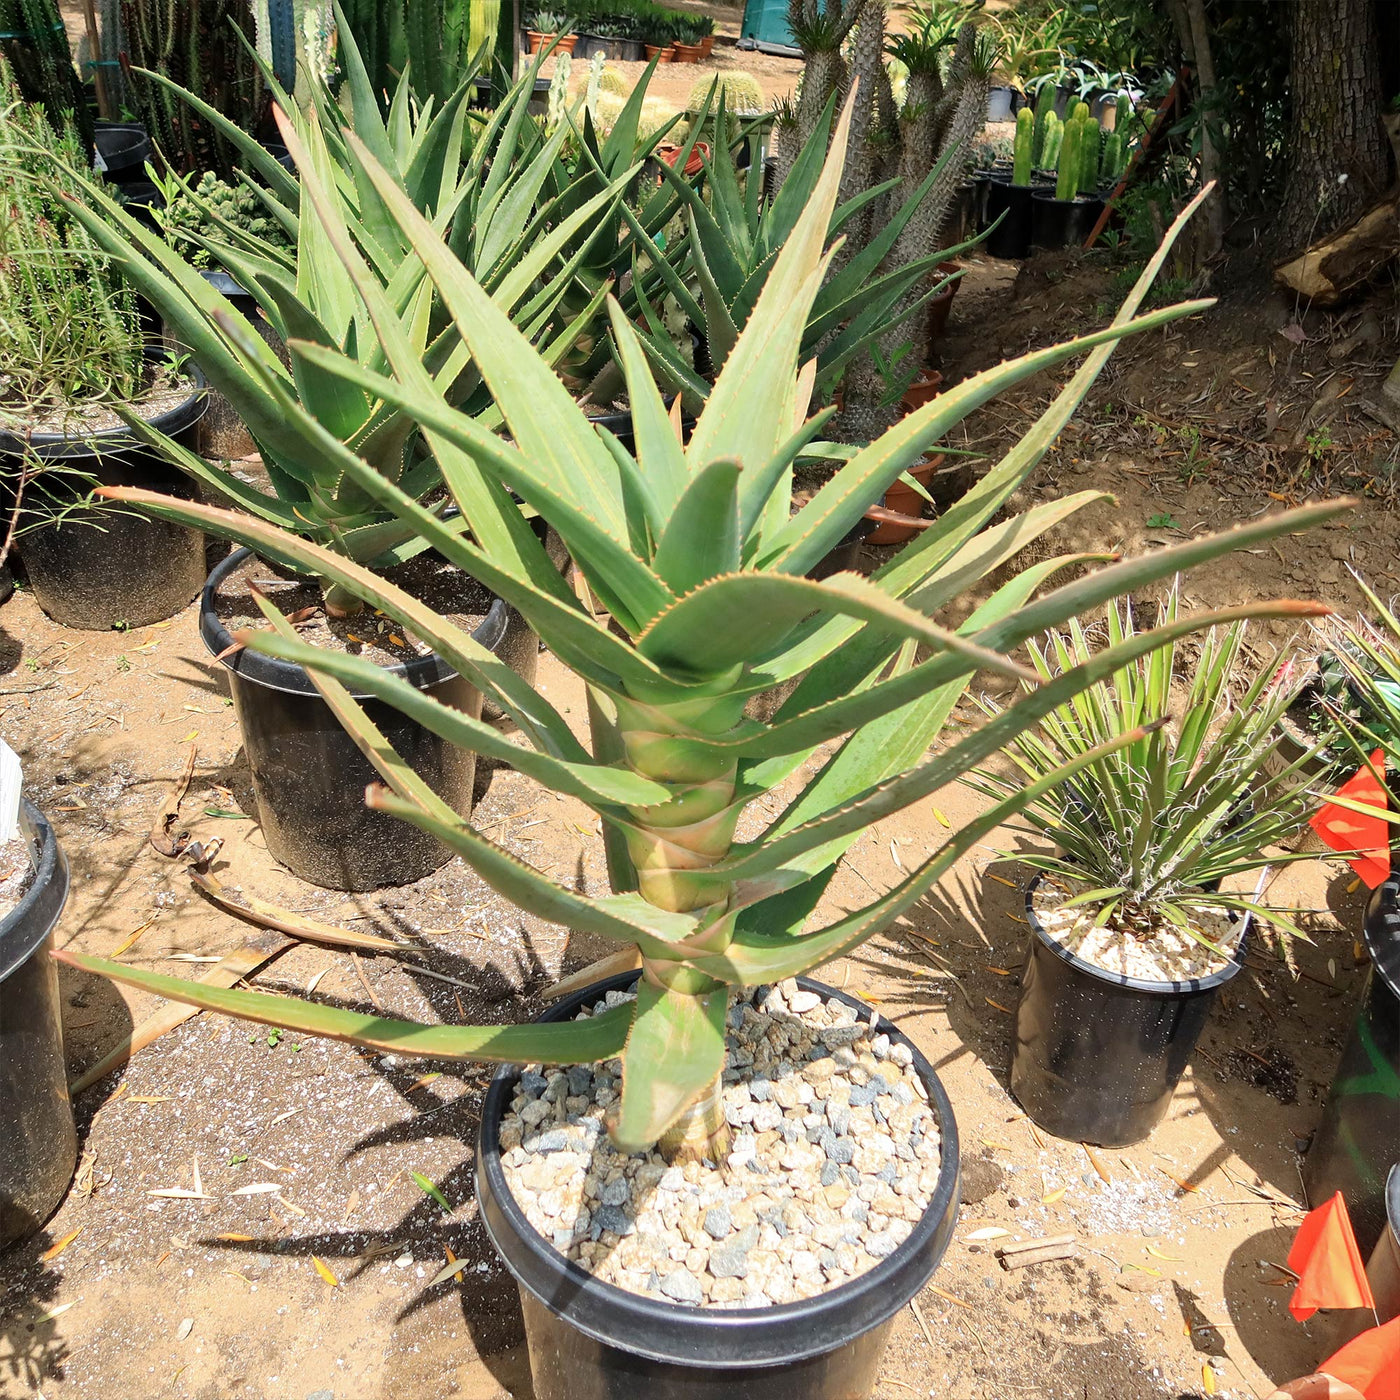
[499,978,943,1309]
[1032,877,1239,982]
[0,832,35,923]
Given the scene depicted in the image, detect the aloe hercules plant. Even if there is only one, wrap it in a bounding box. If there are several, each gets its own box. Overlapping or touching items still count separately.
[58,122,1342,1162]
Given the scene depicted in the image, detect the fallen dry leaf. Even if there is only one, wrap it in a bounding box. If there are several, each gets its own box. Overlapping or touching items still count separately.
[40,1226,82,1262]
[312,1256,339,1287]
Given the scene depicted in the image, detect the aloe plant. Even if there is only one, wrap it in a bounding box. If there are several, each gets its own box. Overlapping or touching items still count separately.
[631,92,979,407]
[59,118,1343,1160]
[54,28,630,609]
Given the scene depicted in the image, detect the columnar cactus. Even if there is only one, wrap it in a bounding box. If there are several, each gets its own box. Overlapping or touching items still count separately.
[1055,113,1080,201]
[1012,105,1033,186]
[1030,78,1055,167]
[1041,109,1063,170]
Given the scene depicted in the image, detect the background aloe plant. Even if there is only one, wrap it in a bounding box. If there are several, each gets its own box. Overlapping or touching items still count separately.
[59,118,1344,1161]
[57,30,631,609]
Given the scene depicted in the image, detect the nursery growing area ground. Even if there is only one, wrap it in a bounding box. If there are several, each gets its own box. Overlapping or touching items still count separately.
[0,248,1396,1400]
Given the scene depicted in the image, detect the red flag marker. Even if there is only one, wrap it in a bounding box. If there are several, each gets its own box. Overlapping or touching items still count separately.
[1287,1192,1376,1321]
[1311,751,1390,889]
[1320,1316,1400,1399]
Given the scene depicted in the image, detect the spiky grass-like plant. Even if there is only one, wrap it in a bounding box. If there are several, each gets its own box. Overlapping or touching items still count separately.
[60,123,1341,1161]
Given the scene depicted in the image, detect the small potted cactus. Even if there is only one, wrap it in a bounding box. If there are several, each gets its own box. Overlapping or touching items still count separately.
[1031,101,1100,249]
[985,105,1035,258]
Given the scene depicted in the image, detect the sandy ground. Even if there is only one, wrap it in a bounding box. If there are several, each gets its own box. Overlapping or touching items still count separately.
[0,237,1397,1400]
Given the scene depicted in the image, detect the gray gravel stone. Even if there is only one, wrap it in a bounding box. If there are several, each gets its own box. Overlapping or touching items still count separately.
[704,1205,733,1239]
[661,1268,704,1304]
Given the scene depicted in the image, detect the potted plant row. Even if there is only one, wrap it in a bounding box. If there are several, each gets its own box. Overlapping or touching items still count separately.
[59,98,1344,1396]
[969,592,1321,1145]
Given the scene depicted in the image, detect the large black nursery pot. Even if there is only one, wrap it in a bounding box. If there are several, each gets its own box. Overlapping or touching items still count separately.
[1304,873,1400,1253]
[200,547,509,891]
[1030,191,1099,251]
[3,366,209,630]
[984,182,1033,260]
[476,973,961,1400]
[0,800,75,1250]
[93,120,151,187]
[1011,874,1246,1146]
[972,169,1010,233]
[1330,1165,1400,1347]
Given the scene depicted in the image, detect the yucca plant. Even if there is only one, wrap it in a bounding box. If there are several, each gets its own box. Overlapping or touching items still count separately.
[54,30,632,610]
[631,90,979,408]
[58,115,1342,1160]
[968,588,1321,956]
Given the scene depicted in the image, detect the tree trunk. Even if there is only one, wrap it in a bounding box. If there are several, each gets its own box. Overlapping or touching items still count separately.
[1163,0,1225,263]
[1280,0,1389,253]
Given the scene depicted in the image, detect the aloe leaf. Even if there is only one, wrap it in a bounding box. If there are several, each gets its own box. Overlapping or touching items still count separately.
[365,787,699,957]
[651,460,742,595]
[612,980,729,1153]
[53,950,634,1065]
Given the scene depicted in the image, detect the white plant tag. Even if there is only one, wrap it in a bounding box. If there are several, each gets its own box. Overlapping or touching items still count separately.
[0,739,21,844]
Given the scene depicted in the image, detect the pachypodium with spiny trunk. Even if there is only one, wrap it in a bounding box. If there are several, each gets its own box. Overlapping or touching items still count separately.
[58,118,1344,1165]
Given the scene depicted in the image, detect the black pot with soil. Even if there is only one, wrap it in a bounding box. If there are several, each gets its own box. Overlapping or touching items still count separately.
[0,799,75,1250]
[2,363,209,630]
[1304,871,1400,1253]
[200,546,511,891]
[1030,190,1099,250]
[476,972,961,1400]
[1011,873,1247,1146]
[984,182,1033,259]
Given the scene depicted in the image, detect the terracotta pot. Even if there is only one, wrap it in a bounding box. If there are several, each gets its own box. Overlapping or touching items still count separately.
[657,140,710,178]
[644,42,674,62]
[527,30,575,53]
[672,40,703,62]
[900,368,943,415]
[699,33,715,56]
[866,454,945,545]
[926,263,963,342]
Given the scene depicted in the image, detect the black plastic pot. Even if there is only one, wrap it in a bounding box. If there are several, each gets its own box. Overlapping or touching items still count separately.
[200,548,510,890]
[1012,874,1246,1146]
[809,516,875,582]
[0,800,74,1250]
[478,972,960,1399]
[94,121,151,186]
[972,170,1010,232]
[1304,874,1400,1253]
[3,365,210,629]
[1030,191,1098,250]
[1332,1164,1400,1347]
[985,181,1033,260]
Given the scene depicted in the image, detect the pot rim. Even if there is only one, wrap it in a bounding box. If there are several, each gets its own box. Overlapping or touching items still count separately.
[0,352,208,458]
[476,971,961,1369]
[199,545,510,698]
[1363,872,1400,1001]
[0,800,70,984]
[1024,870,1249,996]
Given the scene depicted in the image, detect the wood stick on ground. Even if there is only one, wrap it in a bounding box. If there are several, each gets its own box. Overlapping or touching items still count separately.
[69,935,289,1095]
[149,744,197,856]
[998,1234,1078,1269]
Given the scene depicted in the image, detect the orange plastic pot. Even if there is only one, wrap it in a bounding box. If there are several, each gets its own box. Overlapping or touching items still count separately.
[900,368,943,415]
[699,33,715,56]
[926,264,963,342]
[528,30,576,52]
[673,41,703,62]
[658,140,710,178]
[644,43,674,61]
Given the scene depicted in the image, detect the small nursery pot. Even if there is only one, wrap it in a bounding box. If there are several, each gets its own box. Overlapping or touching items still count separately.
[672,40,704,62]
[0,800,75,1250]
[3,365,209,630]
[926,262,963,341]
[866,455,947,546]
[1012,874,1247,1146]
[1304,872,1400,1253]
[699,33,715,56]
[1030,190,1098,250]
[986,85,1016,122]
[94,120,151,186]
[985,181,1033,259]
[476,972,961,1400]
[900,369,943,416]
[645,43,675,62]
[199,548,510,891]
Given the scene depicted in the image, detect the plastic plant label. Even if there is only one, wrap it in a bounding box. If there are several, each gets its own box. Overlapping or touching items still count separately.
[0,738,21,844]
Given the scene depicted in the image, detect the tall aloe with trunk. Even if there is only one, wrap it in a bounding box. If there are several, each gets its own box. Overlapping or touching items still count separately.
[56,33,630,609]
[58,121,1342,1160]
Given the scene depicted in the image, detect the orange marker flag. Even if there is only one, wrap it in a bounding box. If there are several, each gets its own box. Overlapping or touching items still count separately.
[1319,1316,1400,1399]
[1287,1192,1376,1321]
[1311,751,1390,889]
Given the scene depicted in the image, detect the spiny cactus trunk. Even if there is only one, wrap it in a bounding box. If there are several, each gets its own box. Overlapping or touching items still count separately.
[770,114,800,194]
[796,46,848,155]
[837,0,886,250]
